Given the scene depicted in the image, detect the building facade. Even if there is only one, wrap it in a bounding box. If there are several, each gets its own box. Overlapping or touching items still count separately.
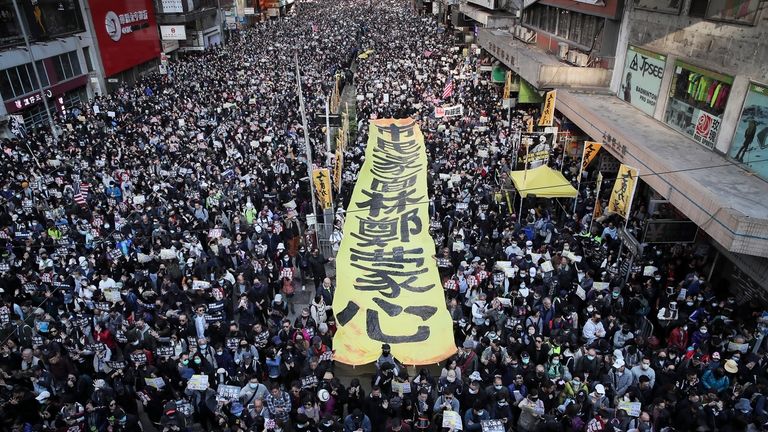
[0,0,162,129]
[471,0,768,298]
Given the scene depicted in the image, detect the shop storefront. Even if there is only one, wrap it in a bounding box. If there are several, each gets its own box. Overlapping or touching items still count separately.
[664,61,733,150]
[727,82,768,181]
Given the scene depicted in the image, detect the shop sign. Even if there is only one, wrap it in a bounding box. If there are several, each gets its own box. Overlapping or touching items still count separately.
[601,131,628,159]
[692,109,721,149]
[619,46,666,116]
[10,89,53,110]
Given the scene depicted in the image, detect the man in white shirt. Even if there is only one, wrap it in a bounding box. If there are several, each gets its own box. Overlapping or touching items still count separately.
[98,273,116,291]
[582,312,606,346]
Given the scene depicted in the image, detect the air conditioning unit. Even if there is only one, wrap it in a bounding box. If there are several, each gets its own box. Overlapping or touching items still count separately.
[557,42,569,61]
[566,50,578,64]
[574,52,589,67]
[520,28,536,44]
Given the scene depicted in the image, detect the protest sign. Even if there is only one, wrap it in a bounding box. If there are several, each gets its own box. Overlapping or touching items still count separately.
[442,410,463,430]
[187,374,209,391]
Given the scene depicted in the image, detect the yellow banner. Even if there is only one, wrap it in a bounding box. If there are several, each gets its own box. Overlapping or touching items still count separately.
[312,168,332,209]
[581,141,602,173]
[527,117,534,133]
[538,90,557,127]
[593,171,603,219]
[334,138,344,192]
[503,71,512,100]
[608,164,639,219]
[333,118,456,366]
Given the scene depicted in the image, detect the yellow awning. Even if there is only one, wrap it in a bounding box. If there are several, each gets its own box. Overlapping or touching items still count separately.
[510,165,578,198]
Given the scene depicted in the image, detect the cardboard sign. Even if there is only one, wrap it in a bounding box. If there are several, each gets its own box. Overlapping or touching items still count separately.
[145,377,165,389]
[187,374,209,391]
[192,280,211,290]
[481,420,504,432]
[217,384,241,400]
[319,350,334,362]
[392,380,412,394]
[226,338,240,350]
[130,352,148,366]
[301,375,319,389]
[442,410,463,430]
[618,400,642,417]
[107,361,127,369]
[156,345,175,357]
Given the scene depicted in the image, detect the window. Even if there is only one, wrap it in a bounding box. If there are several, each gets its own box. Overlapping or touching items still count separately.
[556,9,570,38]
[0,62,45,100]
[545,7,557,33]
[35,61,48,88]
[664,61,733,150]
[522,4,604,50]
[52,51,82,81]
[689,0,758,23]
[83,46,94,72]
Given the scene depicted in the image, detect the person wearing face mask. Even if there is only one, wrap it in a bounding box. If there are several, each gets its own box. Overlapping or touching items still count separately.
[239,376,268,407]
[630,357,656,388]
[516,389,544,432]
[213,342,236,375]
[613,323,635,349]
[667,323,689,353]
[575,347,601,380]
[690,325,710,348]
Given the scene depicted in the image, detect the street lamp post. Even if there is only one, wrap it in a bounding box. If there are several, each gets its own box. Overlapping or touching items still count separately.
[295,54,318,228]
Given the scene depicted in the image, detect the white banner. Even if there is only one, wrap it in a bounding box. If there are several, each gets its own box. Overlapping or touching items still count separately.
[434,105,464,118]
[160,25,187,40]
[244,7,255,14]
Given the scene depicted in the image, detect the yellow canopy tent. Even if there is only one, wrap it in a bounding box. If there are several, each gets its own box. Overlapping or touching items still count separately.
[509,165,578,198]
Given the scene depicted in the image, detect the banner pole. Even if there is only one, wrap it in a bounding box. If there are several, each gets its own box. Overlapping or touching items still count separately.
[296,54,318,228]
[573,142,585,214]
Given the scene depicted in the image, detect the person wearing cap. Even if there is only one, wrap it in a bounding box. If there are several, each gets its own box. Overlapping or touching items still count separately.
[588,384,611,418]
[376,344,399,373]
[343,408,372,432]
[608,358,633,398]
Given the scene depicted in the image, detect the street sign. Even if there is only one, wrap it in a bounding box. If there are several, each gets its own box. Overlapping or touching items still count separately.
[618,227,643,256]
[315,114,341,126]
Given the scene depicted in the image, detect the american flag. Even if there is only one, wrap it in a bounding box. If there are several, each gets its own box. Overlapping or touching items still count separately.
[73,181,88,207]
[442,77,454,99]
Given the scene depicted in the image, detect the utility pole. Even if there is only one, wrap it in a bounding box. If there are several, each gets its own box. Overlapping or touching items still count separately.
[295,54,317,228]
[325,94,331,155]
[11,0,57,154]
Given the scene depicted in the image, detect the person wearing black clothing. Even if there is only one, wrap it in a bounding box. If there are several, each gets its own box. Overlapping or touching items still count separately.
[308,248,334,291]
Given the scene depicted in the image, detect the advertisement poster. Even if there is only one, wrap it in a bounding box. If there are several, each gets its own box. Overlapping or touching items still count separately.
[730,83,768,180]
[619,46,666,116]
[692,109,722,150]
[90,0,161,76]
[517,132,554,169]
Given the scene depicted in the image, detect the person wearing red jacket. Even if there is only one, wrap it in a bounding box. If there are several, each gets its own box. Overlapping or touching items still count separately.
[667,323,689,353]
[93,322,117,351]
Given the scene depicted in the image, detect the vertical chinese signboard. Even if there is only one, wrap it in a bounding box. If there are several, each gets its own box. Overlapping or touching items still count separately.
[608,164,639,219]
[332,118,456,365]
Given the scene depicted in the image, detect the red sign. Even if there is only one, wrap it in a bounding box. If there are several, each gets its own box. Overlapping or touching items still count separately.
[90,0,161,77]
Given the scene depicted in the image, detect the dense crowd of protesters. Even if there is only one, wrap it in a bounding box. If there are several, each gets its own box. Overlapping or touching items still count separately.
[0,0,766,431]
